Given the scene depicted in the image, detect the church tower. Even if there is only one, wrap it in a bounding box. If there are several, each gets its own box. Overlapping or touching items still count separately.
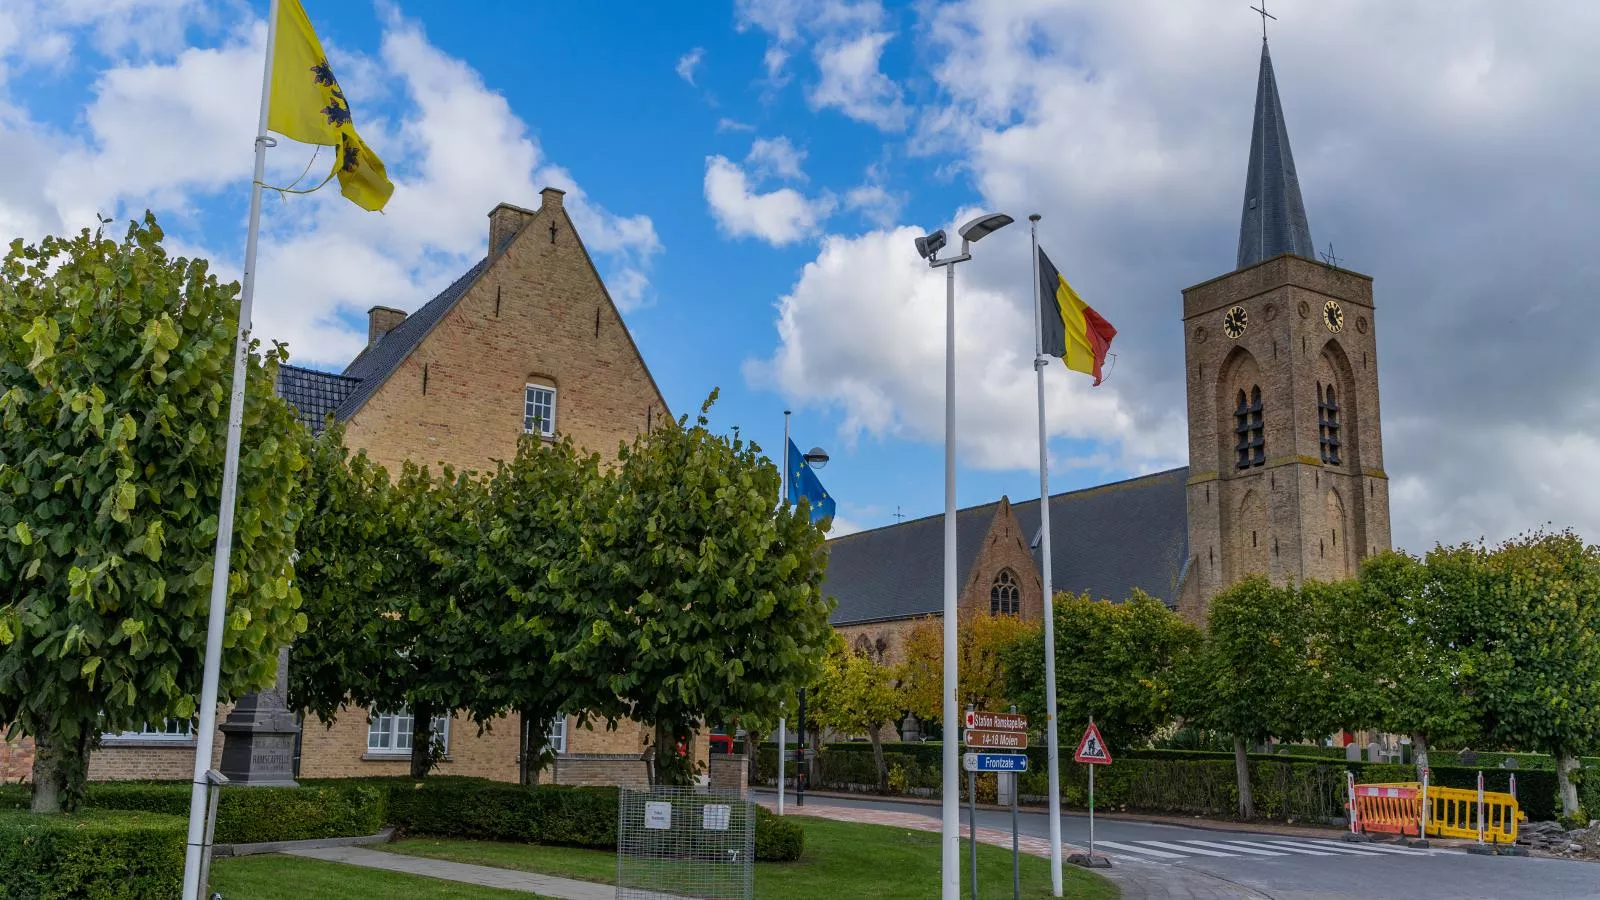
[1177,37,1391,622]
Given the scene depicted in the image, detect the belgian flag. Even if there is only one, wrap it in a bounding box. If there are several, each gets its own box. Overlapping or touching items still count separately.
[1038,248,1117,385]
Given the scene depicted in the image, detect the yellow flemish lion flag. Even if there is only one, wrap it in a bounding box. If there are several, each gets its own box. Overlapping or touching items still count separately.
[267,0,393,211]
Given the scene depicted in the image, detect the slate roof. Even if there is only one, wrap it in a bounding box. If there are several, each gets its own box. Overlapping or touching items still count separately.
[823,467,1191,625]
[275,364,360,435]
[271,258,489,432]
[1237,39,1314,269]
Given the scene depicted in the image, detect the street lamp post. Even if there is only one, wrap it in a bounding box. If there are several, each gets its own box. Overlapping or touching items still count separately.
[915,212,1014,900]
[795,445,827,809]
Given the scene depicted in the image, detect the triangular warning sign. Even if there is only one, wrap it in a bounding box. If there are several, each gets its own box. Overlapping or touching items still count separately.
[1073,721,1113,765]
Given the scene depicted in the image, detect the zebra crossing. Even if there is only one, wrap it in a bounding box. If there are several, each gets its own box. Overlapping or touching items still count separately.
[1091,836,1441,864]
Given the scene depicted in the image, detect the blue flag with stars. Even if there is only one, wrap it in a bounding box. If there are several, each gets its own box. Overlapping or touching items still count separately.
[787,439,836,524]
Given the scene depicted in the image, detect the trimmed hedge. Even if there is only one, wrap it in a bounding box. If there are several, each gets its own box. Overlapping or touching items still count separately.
[757,741,1574,824]
[754,806,803,861]
[383,777,617,848]
[0,780,387,845]
[0,809,184,899]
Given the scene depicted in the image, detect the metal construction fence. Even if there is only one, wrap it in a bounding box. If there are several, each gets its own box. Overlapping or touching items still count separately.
[617,786,755,900]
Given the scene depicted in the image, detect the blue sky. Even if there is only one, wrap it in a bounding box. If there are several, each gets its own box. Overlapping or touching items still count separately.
[5,0,1600,550]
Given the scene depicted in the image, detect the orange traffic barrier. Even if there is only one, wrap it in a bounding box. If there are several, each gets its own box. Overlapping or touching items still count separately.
[1351,783,1422,837]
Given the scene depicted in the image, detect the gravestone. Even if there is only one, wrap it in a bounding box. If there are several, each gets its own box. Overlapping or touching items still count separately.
[1345,742,1362,762]
[900,714,922,743]
[1458,749,1479,767]
[219,648,300,787]
[1366,741,1382,763]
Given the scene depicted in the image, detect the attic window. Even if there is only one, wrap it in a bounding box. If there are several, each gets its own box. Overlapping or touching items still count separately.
[524,384,556,437]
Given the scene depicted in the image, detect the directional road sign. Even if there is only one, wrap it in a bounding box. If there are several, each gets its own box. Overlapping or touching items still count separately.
[963,752,1030,773]
[965,728,1028,750]
[964,710,1028,732]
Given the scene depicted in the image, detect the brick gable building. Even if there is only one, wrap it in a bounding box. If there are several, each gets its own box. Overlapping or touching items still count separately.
[1,187,677,787]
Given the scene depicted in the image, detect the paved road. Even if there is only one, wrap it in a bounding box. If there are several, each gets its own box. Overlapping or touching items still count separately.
[790,793,1600,899]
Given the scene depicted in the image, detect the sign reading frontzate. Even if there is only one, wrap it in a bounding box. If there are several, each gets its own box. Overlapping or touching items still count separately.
[965,728,1028,750]
[964,710,1028,732]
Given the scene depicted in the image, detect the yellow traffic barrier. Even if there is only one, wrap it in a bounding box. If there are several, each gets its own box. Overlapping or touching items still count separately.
[1426,785,1522,844]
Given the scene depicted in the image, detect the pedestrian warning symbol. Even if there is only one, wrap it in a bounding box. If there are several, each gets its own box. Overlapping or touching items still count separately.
[1074,721,1112,765]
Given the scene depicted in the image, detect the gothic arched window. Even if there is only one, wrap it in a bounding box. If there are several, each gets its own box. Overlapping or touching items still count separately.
[1234,385,1264,468]
[1318,383,1341,465]
[990,569,1020,616]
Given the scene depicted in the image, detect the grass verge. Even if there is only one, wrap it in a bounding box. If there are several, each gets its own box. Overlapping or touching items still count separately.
[387,815,1119,899]
[208,854,538,899]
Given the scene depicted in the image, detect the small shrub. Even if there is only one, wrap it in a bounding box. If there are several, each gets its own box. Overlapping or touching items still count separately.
[85,781,387,845]
[383,777,618,847]
[754,806,804,861]
[0,808,184,899]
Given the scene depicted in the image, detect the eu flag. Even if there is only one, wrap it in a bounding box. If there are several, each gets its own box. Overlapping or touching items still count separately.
[786,439,836,524]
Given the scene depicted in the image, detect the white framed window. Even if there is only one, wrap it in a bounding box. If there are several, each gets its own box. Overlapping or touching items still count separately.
[524,384,557,437]
[103,719,194,742]
[368,708,450,755]
[547,716,567,754]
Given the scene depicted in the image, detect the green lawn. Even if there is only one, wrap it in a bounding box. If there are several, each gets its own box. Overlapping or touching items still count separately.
[208,854,539,899]
[387,816,1119,900]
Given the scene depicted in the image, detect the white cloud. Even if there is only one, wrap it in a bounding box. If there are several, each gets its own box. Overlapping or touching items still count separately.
[744,222,1182,471]
[0,5,662,368]
[717,117,756,133]
[809,31,907,130]
[675,47,704,85]
[703,155,835,246]
[843,165,902,227]
[746,136,807,182]
[734,0,906,129]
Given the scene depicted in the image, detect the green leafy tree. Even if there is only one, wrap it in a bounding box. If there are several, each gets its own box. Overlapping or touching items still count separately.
[809,635,904,792]
[1327,552,1478,778]
[0,217,306,812]
[1180,577,1337,818]
[291,445,485,778]
[1449,531,1600,818]
[578,393,834,785]
[470,435,625,784]
[1007,590,1201,753]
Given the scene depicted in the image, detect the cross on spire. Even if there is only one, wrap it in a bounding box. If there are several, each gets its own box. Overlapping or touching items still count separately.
[1250,0,1276,41]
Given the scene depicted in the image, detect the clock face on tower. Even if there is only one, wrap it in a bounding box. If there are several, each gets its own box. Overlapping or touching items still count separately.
[1323,300,1345,333]
[1223,306,1248,339]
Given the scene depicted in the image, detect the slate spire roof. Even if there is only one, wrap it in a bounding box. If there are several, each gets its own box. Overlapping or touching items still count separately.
[1236,39,1313,269]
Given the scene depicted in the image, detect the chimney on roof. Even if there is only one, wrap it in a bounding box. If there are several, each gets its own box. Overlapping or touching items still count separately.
[488,202,537,255]
[368,306,407,347]
[540,186,565,210]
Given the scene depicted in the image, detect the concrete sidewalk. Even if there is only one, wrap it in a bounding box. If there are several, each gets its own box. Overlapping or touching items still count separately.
[285,845,612,899]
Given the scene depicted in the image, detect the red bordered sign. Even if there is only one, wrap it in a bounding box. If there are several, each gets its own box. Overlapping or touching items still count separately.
[1073,721,1112,765]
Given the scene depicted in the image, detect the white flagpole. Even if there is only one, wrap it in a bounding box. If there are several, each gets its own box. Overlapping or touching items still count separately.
[182,3,279,897]
[1030,214,1064,895]
[778,409,791,816]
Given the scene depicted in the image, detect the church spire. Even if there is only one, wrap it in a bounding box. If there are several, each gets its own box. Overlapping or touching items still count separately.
[1236,38,1313,269]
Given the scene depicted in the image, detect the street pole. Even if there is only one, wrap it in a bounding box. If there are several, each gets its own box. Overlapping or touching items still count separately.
[797,688,807,807]
[777,716,785,816]
[968,769,979,900]
[941,251,961,900]
[1088,760,1097,862]
[182,3,278,898]
[1028,214,1064,896]
[779,410,790,817]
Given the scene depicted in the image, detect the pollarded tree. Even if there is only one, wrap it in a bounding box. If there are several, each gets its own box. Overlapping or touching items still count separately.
[809,635,904,793]
[0,217,307,812]
[469,434,627,784]
[291,445,486,778]
[1179,577,1338,818]
[1327,551,1478,779]
[1449,530,1600,818]
[577,392,835,786]
[1006,590,1201,753]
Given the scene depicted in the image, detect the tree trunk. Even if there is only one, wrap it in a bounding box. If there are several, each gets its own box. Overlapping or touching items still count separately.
[31,728,92,814]
[1233,735,1255,819]
[518,711,533,787]
[1557,753,1581,819]
[868,723,888,794]
[653,721,693,787]
[409,701,436,779]
[519,711,552,787]
[1411,732,1430,783]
